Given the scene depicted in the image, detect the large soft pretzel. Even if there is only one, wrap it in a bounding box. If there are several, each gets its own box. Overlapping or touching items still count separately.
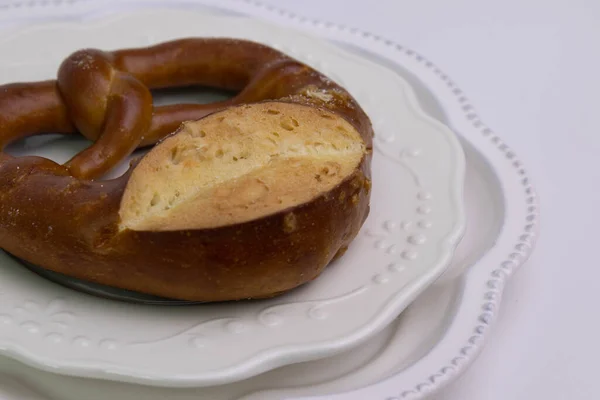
[0,38,373,302]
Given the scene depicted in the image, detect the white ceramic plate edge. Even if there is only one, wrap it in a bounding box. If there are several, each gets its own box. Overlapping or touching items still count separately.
[0,1,539,398]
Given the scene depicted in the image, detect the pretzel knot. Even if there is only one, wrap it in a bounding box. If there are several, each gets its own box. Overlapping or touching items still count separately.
[58,50,153,179]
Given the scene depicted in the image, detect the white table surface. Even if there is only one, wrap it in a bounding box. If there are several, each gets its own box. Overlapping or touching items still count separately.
[0,0,598,399]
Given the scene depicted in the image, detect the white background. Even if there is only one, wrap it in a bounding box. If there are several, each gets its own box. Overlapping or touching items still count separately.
[254,1,597,399]
[0,0,598,399]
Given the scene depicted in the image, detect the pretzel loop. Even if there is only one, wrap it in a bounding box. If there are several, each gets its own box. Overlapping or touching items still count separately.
[0,39,372,181]
[0,38,375,302]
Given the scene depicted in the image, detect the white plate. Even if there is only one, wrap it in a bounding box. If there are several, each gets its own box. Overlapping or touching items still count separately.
[0,1,540,399]
[0,8,466,388]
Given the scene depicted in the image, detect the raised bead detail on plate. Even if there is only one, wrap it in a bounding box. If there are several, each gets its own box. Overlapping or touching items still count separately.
[374,240,386,249]
[520,234,533,243]
[384,220,397,232]
[402,250,418,260]
[452,357,466,368]
[23,300,38,310]
[418,191,432,200]
[45,333,63,344]
[491,269,505,278]
[189,336,206,349]
[484,291,497,301]
[441,366,455,375]
[408,234,426,245]
[99,339,117,350]
[372,274,389,284]
[72,336,90,347]
[402,148,422,157]
[525,223,535,232]
[260,312,283,327]
[417,206,432,215]
[429,373,443,384]
[386,244,399,255]
[20,321,39,334]
[418,220,432,229]
[378,130,396,144]
[308,307,327,320]
[509,252,523,262]
[226,321,247,334]
[388,263,406,273]
[416,383,431,392]
[487,279,500,289]
[515,243,529,252]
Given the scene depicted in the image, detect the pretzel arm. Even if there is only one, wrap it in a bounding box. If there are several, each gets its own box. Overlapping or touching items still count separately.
[111,38,281,90]
[0,81,73,158]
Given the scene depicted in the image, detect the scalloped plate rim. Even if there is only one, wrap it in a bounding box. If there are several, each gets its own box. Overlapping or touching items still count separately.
[0,7,467,388]
[0,1,540,398]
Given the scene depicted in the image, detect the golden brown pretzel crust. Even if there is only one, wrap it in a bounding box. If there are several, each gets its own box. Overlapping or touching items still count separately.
[0,38,373,301]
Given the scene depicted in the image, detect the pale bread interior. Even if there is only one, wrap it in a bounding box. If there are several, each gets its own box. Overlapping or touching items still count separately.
[119,102,366,231]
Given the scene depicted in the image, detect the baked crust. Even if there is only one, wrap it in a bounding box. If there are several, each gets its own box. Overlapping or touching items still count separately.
[0,39,373,302]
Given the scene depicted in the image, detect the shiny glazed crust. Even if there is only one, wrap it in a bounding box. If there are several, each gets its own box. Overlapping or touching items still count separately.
[0,38,373,302]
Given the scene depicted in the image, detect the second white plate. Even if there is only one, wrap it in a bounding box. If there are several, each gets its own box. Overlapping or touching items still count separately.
[0,8,465,387]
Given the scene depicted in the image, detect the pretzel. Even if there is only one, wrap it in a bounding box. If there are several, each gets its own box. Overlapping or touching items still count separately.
[0,38,373,302]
